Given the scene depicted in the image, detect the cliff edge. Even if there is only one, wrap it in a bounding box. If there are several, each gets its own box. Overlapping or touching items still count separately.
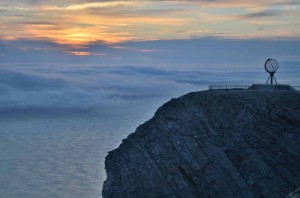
[103,90,300,198]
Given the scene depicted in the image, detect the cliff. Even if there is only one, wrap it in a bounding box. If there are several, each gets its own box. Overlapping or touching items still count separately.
[103,89,300,198]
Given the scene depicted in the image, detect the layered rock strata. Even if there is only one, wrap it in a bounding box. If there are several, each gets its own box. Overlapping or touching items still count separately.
[103,90,300,198]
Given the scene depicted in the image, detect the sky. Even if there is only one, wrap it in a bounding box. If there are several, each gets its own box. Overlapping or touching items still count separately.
[0,0,299,60]
[0,2,299,198]
[0,0,300,111]
[1,0,300,44]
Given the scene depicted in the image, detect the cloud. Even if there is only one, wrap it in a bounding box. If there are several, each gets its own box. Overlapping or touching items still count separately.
[0,69,102,111]
[0,66,186,112]
[1,37,299,113]
[41,1,139,11]
[1,55,299,113]
[1,38,300,67]
[1,0,299,45]
[0,1,189,44]
[237,10,283,19]
[0,64,256,112]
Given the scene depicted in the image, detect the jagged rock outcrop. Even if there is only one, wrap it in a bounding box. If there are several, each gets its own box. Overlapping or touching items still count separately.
[103,90,300,198]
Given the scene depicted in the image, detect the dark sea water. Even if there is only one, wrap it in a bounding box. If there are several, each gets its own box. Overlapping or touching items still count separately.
[0,100,165,198]
[0,64,298,197]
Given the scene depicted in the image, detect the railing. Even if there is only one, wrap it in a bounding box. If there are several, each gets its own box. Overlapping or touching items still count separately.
[209,85,251,90]
[209,85,300,91]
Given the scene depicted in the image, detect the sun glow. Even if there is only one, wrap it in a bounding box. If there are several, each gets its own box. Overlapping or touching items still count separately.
[67,51,107,56]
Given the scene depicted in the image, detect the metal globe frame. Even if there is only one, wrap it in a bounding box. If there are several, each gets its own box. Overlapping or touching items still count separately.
[265,58,279,85]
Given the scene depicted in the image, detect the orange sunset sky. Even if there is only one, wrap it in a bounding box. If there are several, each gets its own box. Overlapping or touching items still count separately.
[1,0,299,47]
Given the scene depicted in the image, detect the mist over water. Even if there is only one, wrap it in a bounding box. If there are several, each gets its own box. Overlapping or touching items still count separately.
[0,64,299,197]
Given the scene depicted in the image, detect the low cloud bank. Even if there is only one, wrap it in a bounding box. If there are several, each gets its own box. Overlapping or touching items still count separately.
[0,64,298,112]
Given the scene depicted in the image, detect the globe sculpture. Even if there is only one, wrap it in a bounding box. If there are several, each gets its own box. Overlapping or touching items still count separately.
[265,58,279,85]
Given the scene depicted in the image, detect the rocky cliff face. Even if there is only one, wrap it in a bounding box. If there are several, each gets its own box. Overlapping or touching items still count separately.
[103,90,300,198]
